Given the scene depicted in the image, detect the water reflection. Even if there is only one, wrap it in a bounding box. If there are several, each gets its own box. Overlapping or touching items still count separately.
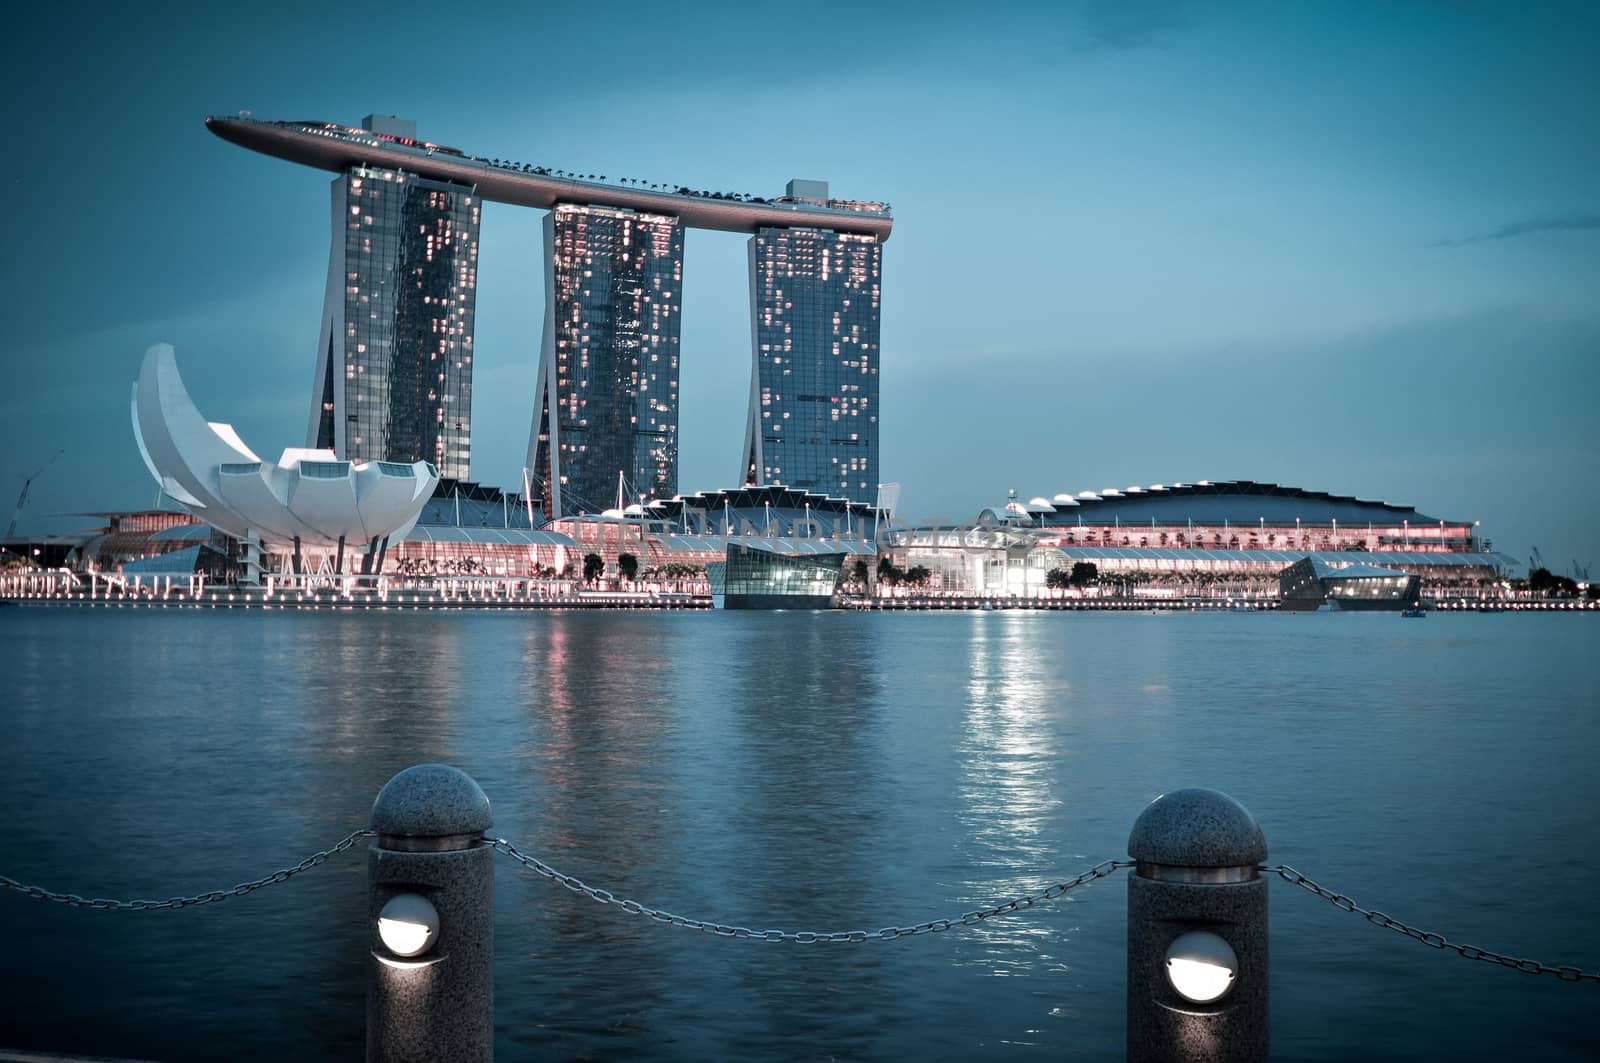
[3,611,1598,1061]
[710,614,888,1061]
[954,615,1067,976]
[502,615,681,1051]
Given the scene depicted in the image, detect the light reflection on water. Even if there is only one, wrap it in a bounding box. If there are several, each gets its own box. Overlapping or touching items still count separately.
[0,609,1597,1061]
[956,615,1064,977]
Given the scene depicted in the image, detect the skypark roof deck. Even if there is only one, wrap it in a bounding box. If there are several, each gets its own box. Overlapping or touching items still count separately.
[206,115,894,240]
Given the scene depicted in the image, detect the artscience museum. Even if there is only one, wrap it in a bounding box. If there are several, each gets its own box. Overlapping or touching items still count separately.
[131,344,439,580]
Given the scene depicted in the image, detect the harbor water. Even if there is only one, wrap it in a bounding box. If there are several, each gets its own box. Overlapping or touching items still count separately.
[1,608,1596,1061]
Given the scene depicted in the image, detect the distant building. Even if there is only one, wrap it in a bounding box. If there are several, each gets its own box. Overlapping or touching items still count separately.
[743,188,883,503]
[310,117,481,479]
[712,541,847,610]
[529,205,684,518]
[91,513,235,580]
[888,480,1514,597]
[992,480,1478,553]
[391,479,574,578]
[391,482,873,585]
[548,484,875,583]
[1278,556,1421,611]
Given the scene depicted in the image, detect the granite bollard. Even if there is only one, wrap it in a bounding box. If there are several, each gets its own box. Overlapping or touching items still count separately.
[368,764,495,1063]
[1127,788,1269,1062]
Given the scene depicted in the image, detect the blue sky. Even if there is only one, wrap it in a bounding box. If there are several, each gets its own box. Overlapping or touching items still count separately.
[2,1,1596,572]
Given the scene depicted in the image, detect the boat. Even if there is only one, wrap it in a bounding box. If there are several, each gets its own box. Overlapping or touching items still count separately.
[1401,604,1425,618]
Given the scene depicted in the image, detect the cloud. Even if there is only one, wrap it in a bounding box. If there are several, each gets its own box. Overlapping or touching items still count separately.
[1080,0,1186,49]
[1432,213,1600,248]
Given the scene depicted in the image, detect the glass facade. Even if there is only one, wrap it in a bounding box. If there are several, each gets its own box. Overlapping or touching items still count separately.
[721,541,845,609]
[743,227,882,503]
[1278,557,1422,611]
[312,166,480,479]
[531,205,683,518]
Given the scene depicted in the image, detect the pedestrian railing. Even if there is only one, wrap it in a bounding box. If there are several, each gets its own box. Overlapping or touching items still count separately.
[4,769,1596,1062]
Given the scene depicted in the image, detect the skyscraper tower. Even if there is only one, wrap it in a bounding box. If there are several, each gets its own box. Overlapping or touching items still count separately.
[308,116,481,479]
[528,205,684,518]
[742,181,883,503]
[207,115,892,509]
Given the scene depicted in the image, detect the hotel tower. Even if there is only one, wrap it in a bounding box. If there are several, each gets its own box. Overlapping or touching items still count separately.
[742,181,882,504]
[206,115,890,513]
[308,116,480,480]
[529,206,685,517]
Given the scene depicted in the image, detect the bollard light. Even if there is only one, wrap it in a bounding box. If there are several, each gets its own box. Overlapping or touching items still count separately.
[369,765,494,1060]
[378,892,440,958]
[1165,930,1237,1004]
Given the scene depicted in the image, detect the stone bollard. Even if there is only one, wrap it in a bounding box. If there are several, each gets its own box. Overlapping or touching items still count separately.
[1127,789,1269,1063]
[368,764,495,1063]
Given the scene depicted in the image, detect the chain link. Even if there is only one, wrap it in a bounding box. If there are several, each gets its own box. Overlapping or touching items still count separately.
[1262,864,1600,983]
[24,835,1590,981]
[0,828,374,911]
[491,837,1131,942]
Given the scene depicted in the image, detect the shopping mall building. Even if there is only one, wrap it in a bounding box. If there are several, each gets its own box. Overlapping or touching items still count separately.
[884,480,1515,598]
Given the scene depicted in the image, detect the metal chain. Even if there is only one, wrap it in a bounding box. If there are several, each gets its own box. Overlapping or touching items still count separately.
[491,837,1131,942]
[0,828,374,911]
[1263,864,1600,983]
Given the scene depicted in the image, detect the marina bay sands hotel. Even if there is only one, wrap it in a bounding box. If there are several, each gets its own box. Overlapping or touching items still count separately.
[207,114,891,517]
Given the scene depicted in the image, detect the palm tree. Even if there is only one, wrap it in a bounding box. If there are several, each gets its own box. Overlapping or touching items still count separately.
[583,553,604,584]
[617,552,639,583]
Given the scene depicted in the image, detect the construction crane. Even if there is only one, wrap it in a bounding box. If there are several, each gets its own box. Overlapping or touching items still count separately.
[5,449,63,544]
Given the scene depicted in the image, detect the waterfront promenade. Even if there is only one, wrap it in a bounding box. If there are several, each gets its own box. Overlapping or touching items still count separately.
[2,568,1593,614]
[0,570,709,611]
[849,594,1596,613]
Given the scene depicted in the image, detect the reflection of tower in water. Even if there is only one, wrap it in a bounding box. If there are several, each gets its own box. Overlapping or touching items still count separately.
[509,615,680,1034]
[711,615,888,1056]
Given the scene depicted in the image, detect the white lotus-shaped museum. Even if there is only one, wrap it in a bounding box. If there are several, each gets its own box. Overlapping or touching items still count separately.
[131,344,438,552]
